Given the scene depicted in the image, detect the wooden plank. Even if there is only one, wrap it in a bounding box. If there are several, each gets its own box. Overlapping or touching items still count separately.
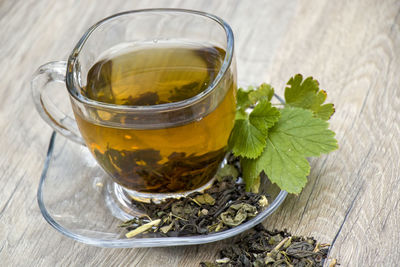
[265,0,400,266]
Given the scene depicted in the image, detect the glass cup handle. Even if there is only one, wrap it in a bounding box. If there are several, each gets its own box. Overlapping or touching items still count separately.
[31,61,85,146]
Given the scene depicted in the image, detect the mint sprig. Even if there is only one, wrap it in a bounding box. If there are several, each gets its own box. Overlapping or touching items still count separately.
[228,75,338,194]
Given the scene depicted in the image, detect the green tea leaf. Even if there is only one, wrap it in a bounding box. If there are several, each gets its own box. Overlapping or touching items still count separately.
[249,100,280,135]
[125,219,161,238]
[242,107,338,193]
[237,87,253,110]
[220,203,258,226]
[159,222,174,234]
[228,119,267,159]
[285,74,335,120]
[249,83,274,103]
[269,107,338,157]
[229,99,280,159]
[194,193,216,206]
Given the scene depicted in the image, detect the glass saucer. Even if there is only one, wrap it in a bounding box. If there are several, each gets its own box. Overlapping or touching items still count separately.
[37,132,287,248]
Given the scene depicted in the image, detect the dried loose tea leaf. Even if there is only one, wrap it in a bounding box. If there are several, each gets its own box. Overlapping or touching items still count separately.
[258,195,269,207]
[220,203,257,227]
[121,157,269,237]
[159,222,174,234]
[125,219,161,238]
[194,194,216,206]
[200,224,337,267]
[171,202,197,220]
[215,164,239,181]
[121,156,271,237]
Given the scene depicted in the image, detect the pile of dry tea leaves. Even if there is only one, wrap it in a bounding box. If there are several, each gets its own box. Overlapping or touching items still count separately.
[200,224,336,267]
[121,177,269,237]
[120,155,270,237]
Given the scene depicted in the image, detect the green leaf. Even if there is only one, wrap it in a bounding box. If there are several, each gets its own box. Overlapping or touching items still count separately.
[241,148,310,194]
[284,74,335,120]
[241,158,260,191]
[235,108,248,120]
[236,83,274,111]
[228,119,266,159]
[228,100,280,159]
[268,107,338,157]
[249,100,280,135]
[249,83,274,103]
[237,87,253,110]
[242,107,338,194]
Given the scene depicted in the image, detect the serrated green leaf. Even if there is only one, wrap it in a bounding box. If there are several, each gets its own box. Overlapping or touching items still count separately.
[242,107,338,194]
[235,108,248,120]
[285,74,335,120]
[242,146,310,194]
[315,103,335,121]
[237,87,253,110]
[269,107,338,157]
[249,100,280,134]
[228,119,266,159]
[249,83,274,103]
[228,100,280,159]
[258,140,310,194]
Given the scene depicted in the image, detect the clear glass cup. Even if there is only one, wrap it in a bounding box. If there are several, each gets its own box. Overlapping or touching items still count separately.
[31,9,237,208]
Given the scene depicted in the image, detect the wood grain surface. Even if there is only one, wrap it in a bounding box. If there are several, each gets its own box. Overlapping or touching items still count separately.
[1,0,399,266]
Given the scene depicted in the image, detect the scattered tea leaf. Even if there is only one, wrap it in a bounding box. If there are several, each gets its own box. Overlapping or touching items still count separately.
[171,202,195,220]
[215,164,239,181]
[200,209,209,216]
[124,176,265,236]
[159,222,174,234]
[125,219,161,238]
[215,258,230,264]
[200,224,337,267]
[220,203,257,227]
[121,157,269,237]
[258,195,269,207]
[194,193,216,206]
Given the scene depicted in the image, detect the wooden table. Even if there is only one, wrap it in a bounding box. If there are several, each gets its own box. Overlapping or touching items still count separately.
[1,0,399,266]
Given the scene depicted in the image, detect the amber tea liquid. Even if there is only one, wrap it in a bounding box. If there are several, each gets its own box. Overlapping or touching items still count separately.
[74,43,236,193]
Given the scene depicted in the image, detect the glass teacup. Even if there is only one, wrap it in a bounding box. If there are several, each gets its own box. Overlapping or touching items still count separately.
[32,9,236,204]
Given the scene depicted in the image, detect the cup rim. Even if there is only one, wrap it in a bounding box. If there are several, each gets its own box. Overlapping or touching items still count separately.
[66,8,234,112]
